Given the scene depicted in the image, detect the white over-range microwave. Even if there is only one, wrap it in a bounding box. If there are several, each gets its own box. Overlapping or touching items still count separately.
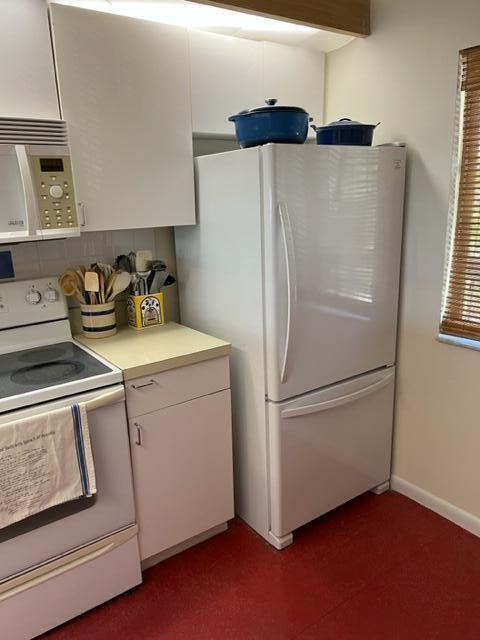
[0,117,80,244]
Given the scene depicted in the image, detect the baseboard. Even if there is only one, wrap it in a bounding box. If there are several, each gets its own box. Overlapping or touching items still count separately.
[141,522,228,570]
[391,475,480,538]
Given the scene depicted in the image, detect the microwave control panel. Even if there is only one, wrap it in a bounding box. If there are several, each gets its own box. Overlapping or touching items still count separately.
[31,155,78,231]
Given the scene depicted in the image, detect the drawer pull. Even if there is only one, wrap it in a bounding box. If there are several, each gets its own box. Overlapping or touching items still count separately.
[134,423,142,446]
[131,379,157,390]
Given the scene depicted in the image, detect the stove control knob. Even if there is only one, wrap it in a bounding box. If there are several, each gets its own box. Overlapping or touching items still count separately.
[49,185,64,199]
[26,288,42,305]
[44,286,58,303]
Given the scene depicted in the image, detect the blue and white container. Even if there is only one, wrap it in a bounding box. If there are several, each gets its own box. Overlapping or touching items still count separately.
[80,301,117,339]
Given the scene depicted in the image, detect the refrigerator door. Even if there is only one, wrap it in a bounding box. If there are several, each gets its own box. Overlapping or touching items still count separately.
[262,144,406,402]
[268,367,395,539]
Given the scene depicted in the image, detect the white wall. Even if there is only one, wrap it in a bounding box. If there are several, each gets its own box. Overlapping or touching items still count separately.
[326,0,480,519]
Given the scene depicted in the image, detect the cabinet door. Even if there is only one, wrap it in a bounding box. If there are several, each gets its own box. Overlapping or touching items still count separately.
[189,30,262,136]
[50,5,195,231]
[0,0,59,119]
[262,42,325,137]
[129,390,234,560]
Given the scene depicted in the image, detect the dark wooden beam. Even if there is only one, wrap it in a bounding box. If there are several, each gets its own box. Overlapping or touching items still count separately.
[194,0,370,37]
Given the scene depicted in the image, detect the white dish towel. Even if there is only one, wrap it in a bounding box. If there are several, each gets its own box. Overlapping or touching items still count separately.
[0,402,97,529]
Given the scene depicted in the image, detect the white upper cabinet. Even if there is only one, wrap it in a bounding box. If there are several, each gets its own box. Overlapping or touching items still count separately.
[189,31,324,138]
[0,0,59,119]
[50,4,195,232]
[262,42,325,137]
[189,31,262,136]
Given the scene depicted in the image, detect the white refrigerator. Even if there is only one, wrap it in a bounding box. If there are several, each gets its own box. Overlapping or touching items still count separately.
[175,143,406,549]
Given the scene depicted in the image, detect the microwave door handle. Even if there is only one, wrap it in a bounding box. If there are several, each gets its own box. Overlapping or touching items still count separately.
[15,145,39,237]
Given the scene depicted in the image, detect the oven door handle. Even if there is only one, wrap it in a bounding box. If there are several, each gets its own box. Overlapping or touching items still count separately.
[0,525,138,602]
[84,387,125,412]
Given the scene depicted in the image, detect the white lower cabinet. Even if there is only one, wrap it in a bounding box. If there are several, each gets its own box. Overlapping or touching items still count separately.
[127,360,234,562]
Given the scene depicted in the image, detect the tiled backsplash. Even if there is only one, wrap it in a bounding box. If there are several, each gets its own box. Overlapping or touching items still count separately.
[3,227,179,322]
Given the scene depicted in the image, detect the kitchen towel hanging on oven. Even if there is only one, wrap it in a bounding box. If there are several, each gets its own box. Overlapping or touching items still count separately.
[0,402,97,529]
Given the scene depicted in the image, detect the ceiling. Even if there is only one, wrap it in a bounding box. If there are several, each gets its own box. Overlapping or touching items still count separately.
[51,0,354,52]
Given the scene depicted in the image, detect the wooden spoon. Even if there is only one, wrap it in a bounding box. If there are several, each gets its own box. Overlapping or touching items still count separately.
[98,270,105,304]
[107,270,131,301]
[60,274,86,304]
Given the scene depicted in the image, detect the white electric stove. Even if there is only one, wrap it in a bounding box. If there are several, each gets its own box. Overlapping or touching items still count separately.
[0,276,122,413]
[0,278,142,640]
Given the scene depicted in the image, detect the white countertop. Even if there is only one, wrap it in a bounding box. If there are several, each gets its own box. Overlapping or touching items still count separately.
[75,322,231,381]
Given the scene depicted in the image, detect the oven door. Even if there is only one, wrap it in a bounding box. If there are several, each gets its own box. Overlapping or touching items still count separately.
[0,145,40,244]
[0,384,136,582]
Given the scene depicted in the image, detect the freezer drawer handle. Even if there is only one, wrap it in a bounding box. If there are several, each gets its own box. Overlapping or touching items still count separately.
[281,372,394,419]
[278,202,297,385]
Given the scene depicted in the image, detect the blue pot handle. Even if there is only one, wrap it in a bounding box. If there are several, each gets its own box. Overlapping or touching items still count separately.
[228,109,249,122]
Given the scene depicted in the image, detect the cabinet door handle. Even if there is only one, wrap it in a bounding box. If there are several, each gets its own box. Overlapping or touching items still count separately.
[131,379,157,390]
[134,423,142,446]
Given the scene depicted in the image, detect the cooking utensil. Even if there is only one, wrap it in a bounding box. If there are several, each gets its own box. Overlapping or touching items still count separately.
[90,263,106,304]
[135,250,152,272]
[149,271,164,293]
[59,273,86,304]
[148,260,167,292]
[137,270,151,295]
[128,251,137,273]
[116,254,132,273]
[311,118,380,146]
[84,271,99,305]
[98,270,105,304]
[162,273,176,288]
[75,268,85,291]
[228,99,311,149]
[107,270,131,301]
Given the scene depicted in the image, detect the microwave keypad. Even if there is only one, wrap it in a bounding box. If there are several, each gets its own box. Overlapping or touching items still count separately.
[31,156,78,231]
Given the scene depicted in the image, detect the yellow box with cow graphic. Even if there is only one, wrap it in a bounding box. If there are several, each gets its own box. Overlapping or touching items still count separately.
[127,293,165,330]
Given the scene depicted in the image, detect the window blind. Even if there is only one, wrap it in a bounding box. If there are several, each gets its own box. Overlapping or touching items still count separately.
[441,45,480,340]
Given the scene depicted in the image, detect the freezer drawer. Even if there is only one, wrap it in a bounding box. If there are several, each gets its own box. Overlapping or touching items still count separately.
[268,368,395,538]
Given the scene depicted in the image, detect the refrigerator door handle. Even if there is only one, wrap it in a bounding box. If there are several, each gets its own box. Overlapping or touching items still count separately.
[278,202,297,384]
[281,371,394,419]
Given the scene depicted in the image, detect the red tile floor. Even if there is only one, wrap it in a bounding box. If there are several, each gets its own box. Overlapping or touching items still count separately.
[43,491,480,640]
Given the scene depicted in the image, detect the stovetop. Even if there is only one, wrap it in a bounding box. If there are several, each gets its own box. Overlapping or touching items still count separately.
[0,279,122,414]
[0,341,112,402]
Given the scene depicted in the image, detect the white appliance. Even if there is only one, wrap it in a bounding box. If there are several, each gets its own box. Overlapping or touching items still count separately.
[0,118,80,244]
[175,144,406,549]
[0,278,141,640]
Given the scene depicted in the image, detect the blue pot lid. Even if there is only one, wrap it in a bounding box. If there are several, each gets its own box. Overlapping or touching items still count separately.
[322,118,378,128]
[231,99,308,118]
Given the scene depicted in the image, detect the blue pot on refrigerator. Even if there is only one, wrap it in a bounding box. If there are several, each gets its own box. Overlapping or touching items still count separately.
[228,99,312,148]
[311,118,380,146]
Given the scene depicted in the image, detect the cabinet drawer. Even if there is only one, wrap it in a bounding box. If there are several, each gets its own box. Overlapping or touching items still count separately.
[125,356,230,418]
